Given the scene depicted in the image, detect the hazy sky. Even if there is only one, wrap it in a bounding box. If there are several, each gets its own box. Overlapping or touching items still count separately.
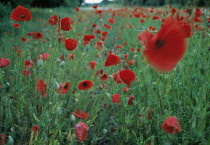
[85,0,103,3]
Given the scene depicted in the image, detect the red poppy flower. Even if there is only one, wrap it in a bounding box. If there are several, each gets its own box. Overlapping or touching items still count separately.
[89,61,97,70]
[95,10,103,14]
[118,69,136,87]
[108,18,115,24]
[32,125,39,132]
[10,6,32,21]
[74,7,80,12]
[12,23,21,28]
[68,53,75,60]
[127,59,136,65]
[104,54,120,67]
[48,15,58,25]
[92,5,98,9]
[21,36,27,42]
[0,58,10,68]
[38,53,50,61]
[138,17,186,72]
[22,69,31,76]
[36,79,47,97]
[152,16,160,20]
[24,60,34,68]
[0,134,7,145]
[56,82,71,94]
[112,73,124,84]
[65,38,78,51]
[74,122,89,142]
[72,109,89,119]
[94,41,104,50]
[140,19,145,23]
[60,17,71,31]
[83,35,95,42]
[102,31,108,37]
[100,73,108,81]
[128,95,134,105]
[122,87,130,93]
[161,116,182,134]
[112,94,121,103]
[32,32,44,39]
[78,80,94,90]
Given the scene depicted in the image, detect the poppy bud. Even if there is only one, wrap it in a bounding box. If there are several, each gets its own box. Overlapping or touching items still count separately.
[54,82,59,89]
[103,129,108,135]
[7,136,14,145]
[71,114,76,121]
[37,59,44,67]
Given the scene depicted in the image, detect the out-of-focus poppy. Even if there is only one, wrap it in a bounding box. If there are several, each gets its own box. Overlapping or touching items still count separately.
[60,17,71,31]
[92,5,98,9]
[74,7,80,12]
[36,79,47,97]
[108,18,115,24]
[94,41,104,51]
[65,38,78,51]
[68,53,75,60]
[38,53,50,61]
[78,80,94,90]
[24,60,33,68]
[12,23,21,28]
[72,109,89,119]
[0,134,7,145]
[127,59,136,65]
[112,73,124,84]
[21,36,27,42]
[10,6,32,21]
[74,122,89,142]
[161,116,181,134]
[89,61,97,70]
[118,69,136,87]
[128,95,135,105]
[122,87,130,93]
[112,94,121,103]
[104,54,120,67]
[100,73,108,81]
[33,32,44,40]
[48,15,58,25]
[56,82,71,94]
[0,58,10,68]
[22,69,31,76]
[31,125,39,132]
[83,35,95,42]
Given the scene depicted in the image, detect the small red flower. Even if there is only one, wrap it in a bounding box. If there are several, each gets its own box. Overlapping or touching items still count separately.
[83,35,95,42]
[112,94,121,103]
[56,82,71,94]
[72,109,89,119]
[24,60,34,68]
[10,6,32,21]
[0,134,7,145]
[68,53,75,60]
[38,53,50,61]
[112,73,124,84]
[118,69,136,87]
[102,31,108,37]
[32,125,39,132]
[94,41,104,51]
[74,7,80,12]
[21,36,27,42]
[74,122,89,142]
[36,79,47,97]
[92,5,98,9]
[78,80,94,90]
[32,32,44,40]
[48,15,58,25]
[0,58,10,68]
[161,116,182,134]
[108,18,115,24]
[104,54,120,67]
[128,95,135,105]
[100,73,109,81]
[60,17,71,31]
[89,61,97,70]
[12,23,21,28]
[127,59,136,65]
[22,69,31,76]
[65,38,78,51]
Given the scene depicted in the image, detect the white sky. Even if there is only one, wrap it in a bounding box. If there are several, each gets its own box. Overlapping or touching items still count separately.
[85,0,103,3]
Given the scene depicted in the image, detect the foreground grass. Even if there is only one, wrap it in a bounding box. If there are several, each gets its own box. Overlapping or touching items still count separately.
[0,5,210,145]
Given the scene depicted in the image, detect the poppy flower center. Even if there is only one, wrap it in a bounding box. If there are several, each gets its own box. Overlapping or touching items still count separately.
[82,82,88,87]
[21,15,25,18]
[155,40,164,48]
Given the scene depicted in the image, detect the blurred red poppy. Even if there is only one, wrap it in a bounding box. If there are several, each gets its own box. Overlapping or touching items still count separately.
[22,69,31,76]
[72,109,89,119]
[10,6,32,21]
[161,116,181,134]
[105,54,120,67]
[89,61,97,70]
[56,82,71,94]
[78,80,94,90]
[0,58,10,68]
[74,122,89,142]
[112,94,121,103]
[48,15,58,25]
[36,79,47,97]
[128,95,134,105]
[0,134,7,145]
[65,38,78,51]
[100,73,109,81]
[138,17,186,72]
[113,73,124,84]
[118,69,136,87]
[122,87,130,93]
[108,18,115,24]
[24,60,34,68]
[21,36,27,42]
[33,32,44,39]
[32,125,39,132]
[60,17,71,31]
[12,23,21,28]
[68,53,75,60]
[74,7,80,12]
[38,53,50,61]
[83,35,95,42]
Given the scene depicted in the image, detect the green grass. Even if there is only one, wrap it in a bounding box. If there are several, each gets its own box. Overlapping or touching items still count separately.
[0,5,210,145]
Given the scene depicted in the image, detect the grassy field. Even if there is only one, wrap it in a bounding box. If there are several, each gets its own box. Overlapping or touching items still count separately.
[0,5,210,145]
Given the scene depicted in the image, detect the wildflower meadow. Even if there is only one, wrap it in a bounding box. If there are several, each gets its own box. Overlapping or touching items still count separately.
[0,2,210,145]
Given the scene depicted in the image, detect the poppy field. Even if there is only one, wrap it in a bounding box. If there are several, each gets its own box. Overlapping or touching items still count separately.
[0,4,210,145]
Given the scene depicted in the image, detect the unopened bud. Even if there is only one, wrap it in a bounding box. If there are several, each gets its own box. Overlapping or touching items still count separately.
[37,59,44,67]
